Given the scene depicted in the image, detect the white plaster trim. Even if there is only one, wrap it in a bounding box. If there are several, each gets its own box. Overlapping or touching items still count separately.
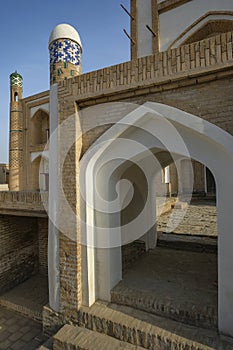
[31,151,49,163]
[48,84,60,312]
[170,14,233,49]
[137,0,153,58]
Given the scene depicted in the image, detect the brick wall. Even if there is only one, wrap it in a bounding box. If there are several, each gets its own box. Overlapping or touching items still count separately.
[60,31,233,103]
[0,215,38,293]
[58,100,83,313]
[0,191,48,213]
[129,76,233,135]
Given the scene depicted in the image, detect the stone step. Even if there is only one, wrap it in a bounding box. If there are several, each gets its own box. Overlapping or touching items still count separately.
[53,324,145,349]
[157,232,217,254]
[111,283,217,330]
[77,302,233,350]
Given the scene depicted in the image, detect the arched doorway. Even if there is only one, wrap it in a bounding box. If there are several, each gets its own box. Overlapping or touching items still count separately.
[31,109,49,146]
[31,154,49,191]
[82,102,233,337]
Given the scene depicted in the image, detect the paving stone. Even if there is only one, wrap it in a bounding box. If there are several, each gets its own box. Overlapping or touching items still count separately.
[0,338,12,349]
[157,200,217,236]
[9,331,24,342]
[10,339,27,350]
[0,306,48,349]
[20,325,31,333]
[0,330,11,342]
[8,323,21,333]
[112,246,218,329]
[23,330,39,342]
[5,317,17,326]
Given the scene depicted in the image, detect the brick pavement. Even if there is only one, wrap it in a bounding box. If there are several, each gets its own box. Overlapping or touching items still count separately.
[0,306,48,350]
[157,200,217,236]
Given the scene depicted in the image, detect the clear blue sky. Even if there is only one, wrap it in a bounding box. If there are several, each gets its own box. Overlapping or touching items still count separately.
[0,0,130,163]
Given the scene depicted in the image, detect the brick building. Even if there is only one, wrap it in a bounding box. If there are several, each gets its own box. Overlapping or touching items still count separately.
[0,164,9,186]
[1,0,233,348]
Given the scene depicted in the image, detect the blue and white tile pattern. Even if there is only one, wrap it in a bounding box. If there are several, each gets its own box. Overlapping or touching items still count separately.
[49,39,81,66]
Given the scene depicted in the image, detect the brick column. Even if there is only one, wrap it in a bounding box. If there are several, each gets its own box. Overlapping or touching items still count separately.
[55,82,83,314]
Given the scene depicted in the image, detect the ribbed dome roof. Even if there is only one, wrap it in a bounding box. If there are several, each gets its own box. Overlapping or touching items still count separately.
[49,23,82,49]
[10,71,23,80]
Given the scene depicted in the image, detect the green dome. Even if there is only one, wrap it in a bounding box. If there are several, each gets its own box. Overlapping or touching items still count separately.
[10,71,23,87]
[10,71,23,80]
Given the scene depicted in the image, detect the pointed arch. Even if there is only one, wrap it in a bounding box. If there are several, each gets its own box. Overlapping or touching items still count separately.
[31,109,50,146]
[169,11,233,49]
[82,102,233,337]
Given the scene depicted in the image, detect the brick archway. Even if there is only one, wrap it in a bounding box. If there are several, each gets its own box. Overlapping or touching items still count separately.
[83,102,233,337]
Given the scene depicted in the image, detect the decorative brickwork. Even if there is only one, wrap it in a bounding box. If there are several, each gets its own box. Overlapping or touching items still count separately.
[0,191,48,216]
[60,31,233,105]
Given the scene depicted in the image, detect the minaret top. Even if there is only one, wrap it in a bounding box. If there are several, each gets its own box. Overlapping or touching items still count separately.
[48,23,82,51]
[48,23,82,84]
[10,71,23,87]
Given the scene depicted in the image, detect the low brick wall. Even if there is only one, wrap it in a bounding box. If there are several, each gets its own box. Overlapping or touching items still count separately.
[0,191,48,215]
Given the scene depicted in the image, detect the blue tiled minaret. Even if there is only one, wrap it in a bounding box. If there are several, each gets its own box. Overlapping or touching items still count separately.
[49,23,82,84]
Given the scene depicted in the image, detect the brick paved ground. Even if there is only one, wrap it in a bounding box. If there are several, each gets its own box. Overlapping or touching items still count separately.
[157,199,217,236]
[112,246,218,329]
[0,275,48,323]
[0,306,48,350]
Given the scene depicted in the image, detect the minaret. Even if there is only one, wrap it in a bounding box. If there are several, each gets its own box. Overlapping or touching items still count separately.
[9,71,23,191]
[48,23,82,85]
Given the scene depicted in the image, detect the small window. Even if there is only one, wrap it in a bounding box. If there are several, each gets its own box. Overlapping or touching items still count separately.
[53,64,56,71]
[71,70,75,76]
[57,69,62,76]
[64,62,68,68]
[14,92,18,102]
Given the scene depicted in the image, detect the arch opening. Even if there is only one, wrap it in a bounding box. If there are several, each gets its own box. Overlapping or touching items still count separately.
[108,154,218,330]
[82,102,233,337]
[31,155,49,191]
[31,109,49,146]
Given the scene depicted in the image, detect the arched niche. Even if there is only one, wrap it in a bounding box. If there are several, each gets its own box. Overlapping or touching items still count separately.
[31,109,49,146]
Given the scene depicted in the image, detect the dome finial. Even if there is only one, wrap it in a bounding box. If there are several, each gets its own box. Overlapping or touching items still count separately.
[49,23,82,51]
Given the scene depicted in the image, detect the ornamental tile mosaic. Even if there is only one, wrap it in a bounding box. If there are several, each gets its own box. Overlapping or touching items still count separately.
[10,75,23,87]
[49,39,81,66]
